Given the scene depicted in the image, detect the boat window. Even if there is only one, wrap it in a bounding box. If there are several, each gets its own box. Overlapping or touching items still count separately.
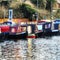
[45,24,51,29]
[3,22,12,26]
[5,23,10,25]
[48,24,51,28]
[37,25,43,30]
[22,27,26,32]
[17,26,26,32]
[45,25,47,29]
[11,27,16,33]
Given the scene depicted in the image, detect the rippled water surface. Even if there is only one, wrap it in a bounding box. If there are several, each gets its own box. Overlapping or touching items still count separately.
[0,36,60,60]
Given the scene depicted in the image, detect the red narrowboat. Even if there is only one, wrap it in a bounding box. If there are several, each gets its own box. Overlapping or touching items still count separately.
[0,21,28,39]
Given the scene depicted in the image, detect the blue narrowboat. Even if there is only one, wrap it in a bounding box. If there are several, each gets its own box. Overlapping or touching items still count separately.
[35,21,52,37]
[35,19,60,37]
[53,19,60,30]
[35,21,53,37]
[51,19,60,35]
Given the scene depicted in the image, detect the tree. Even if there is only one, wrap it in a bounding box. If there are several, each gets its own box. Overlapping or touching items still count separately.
[30,0,47,9]
[0,1,9,6]
[46,0,56,11]
[54,9,60,18]
[20,4,36,21]
[46,0,56,19]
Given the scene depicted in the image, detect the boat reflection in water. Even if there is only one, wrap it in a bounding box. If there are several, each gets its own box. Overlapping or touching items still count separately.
[0,36,60,60]
[0,38,33,60]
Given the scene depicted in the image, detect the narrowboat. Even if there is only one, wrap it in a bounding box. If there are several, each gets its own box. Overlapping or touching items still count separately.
[35,20,53,37]
[43,21,58,36]
[35,20,46,37]
[51,19,60,35]
[0,21,28,39]
[35,19,60,38]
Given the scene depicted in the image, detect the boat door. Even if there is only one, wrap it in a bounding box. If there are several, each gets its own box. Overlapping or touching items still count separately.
[51,22,54,30]
[58,24,60,31]
[27,26,32,34]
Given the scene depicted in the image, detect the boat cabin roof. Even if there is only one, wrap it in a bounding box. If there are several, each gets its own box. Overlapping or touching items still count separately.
[37,21,51,25]
[54,19,60,24]
[3,21,17,26]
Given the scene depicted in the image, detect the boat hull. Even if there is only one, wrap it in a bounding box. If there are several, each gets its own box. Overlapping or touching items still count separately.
[0,32,28,39]
[35,31,60,38]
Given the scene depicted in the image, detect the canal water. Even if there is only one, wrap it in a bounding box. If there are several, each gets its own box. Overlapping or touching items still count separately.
[0,36,60,60]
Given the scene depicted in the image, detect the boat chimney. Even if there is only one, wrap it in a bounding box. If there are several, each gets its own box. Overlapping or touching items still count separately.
[8,9,13,22]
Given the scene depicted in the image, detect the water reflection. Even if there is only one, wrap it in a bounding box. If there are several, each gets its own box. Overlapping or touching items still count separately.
[27,38,33,60]
[0,36,60,60]
[0,39,28,60]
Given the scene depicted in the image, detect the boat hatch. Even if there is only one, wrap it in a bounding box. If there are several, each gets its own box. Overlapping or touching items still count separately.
[54,20,60,24]
[3,22,12,25]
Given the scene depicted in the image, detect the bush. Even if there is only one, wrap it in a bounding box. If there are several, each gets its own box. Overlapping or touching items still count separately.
[20,3,36,21]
